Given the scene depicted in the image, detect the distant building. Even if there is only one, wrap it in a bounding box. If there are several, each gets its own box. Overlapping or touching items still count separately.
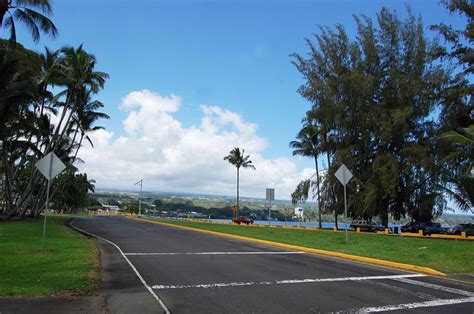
[102,204,120,211]
[294,207,304,219]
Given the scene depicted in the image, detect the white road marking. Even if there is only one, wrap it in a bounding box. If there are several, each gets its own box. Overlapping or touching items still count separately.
[358,297,474,312]
[391,277,474,297]
[70,221,170,314]
[365,280,437,301]
[125,251,306,256]
[152,274,426,290]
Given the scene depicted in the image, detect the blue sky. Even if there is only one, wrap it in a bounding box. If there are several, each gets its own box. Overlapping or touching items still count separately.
[5,0,469,203]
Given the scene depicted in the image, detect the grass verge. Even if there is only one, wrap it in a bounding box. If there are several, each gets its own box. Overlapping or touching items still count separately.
[149,218,474,274]
[0,215,99,296]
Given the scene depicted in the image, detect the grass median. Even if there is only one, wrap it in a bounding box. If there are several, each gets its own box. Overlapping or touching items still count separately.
[147,218,474,274]
[0,215,99,296]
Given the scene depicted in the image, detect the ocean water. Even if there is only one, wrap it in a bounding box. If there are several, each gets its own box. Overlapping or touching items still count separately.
[210,219,403,233]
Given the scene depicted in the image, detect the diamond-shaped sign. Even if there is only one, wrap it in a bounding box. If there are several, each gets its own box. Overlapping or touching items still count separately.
[335,164,353,186]
[35,152,66,181]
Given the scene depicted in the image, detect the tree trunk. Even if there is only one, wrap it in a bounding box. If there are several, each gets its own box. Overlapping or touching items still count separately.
[326,151,338,229]
[49,91,73,152]
[236,167,240,219]
[1,143,13,213]
[73,133,84,164]
[314,156,322,229]
[70,126,80,156]
[381,198,389,227]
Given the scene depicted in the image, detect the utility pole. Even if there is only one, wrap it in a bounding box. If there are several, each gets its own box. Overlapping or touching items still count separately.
[266,188,275,230]
[135,179,143,217]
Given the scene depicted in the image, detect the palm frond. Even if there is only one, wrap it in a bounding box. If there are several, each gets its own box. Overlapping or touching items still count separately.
[24,8,57,38]
[13,9,40,42]
[15,0,53,15]
[224,147,256,170]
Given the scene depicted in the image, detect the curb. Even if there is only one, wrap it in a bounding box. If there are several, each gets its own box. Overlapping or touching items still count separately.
[133,217,445,277]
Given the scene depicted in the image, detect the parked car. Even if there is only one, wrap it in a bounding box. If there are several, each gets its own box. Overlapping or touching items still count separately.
[446,224,474,236]
[350,220,385,232]
[422,222,444,235]
[232,216,254,225]
[400,222,425,233]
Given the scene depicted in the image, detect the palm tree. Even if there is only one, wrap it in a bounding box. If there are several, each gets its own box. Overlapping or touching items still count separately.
[0,0,57,43]
[0,47,39,217]
[224,148,255,217]
[51,45,108,150]
[440,124,474,213]
[71,91,109,163]
[290,122,323,228]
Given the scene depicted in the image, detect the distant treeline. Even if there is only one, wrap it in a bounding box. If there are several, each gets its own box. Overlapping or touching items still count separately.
[116,198,289,220]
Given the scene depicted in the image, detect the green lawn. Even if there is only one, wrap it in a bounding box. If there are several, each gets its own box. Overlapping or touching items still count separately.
[0,215,99,296]
[150,219,474,274]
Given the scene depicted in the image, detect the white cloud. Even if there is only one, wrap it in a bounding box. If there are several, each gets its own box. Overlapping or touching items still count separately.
[77,90,313,200]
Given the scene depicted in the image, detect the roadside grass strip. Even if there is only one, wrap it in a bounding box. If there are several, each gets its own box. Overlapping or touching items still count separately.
[0,215,99,296]
[140,218,474,275]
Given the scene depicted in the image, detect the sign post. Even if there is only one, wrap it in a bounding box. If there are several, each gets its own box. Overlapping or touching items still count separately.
[266,188,274,229]
[35,152,66,253]
[335,164,353,244]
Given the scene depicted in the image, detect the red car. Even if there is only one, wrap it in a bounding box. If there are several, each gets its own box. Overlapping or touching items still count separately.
[232,216,254,225]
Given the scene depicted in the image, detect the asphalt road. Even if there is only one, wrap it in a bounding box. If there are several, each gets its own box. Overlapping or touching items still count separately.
[71,216,474,313]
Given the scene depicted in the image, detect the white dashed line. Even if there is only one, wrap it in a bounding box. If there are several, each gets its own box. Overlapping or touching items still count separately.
[358,297,474,312]
[365,280,438,301]
[391,277,474,297]
[152,274,426,290]
[125,251,306,256]
[70,220,171,314]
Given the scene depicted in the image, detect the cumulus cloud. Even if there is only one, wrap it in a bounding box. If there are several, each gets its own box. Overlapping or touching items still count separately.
[77,90,313,199]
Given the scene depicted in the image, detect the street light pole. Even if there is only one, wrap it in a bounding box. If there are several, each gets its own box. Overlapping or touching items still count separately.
[268,198,272,229]
[135,179,143,217]
[266,188,275,230]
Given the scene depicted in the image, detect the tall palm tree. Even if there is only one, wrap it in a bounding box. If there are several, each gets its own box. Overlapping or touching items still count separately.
[51,45,108,150]
[290,122,323,228]
[0,0,57,43]
[224,147,255,217]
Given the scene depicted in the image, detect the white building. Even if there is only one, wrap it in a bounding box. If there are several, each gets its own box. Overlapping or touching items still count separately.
[102,204,120,211]
[294,207,304,219]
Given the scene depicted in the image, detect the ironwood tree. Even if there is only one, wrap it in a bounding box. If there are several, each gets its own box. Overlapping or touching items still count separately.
[290,7,469,225]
